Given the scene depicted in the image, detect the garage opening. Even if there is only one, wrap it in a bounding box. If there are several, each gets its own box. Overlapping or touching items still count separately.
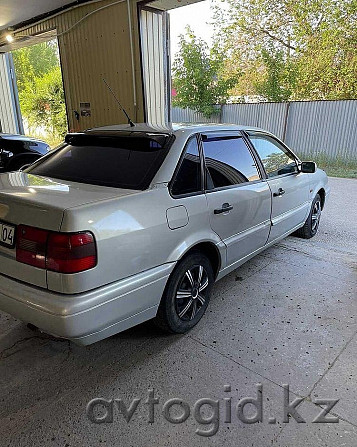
[11,31,67,148]
[139,6,170,127]
[139,0,209,126]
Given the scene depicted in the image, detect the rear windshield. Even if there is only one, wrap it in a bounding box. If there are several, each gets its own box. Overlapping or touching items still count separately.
[26,133,172,190]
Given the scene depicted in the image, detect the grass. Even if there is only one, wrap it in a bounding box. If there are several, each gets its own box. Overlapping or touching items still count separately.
[319,164,357,179]
[300,153,357,179]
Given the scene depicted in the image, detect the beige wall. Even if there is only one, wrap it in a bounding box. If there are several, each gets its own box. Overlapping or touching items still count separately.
[7,0,145,131]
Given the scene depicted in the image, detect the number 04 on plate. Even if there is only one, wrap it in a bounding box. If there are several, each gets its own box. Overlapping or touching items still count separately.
[0,221,16,248]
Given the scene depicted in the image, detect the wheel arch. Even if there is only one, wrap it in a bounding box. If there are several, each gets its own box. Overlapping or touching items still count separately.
[179,241,222,280]
[317,188,326,209]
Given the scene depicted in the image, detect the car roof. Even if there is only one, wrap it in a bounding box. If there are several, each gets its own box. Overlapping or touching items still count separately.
[85,122,265,136]
[0,133,47,143]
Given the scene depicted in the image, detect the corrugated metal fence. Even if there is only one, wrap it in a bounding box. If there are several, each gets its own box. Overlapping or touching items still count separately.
[172,100,357,162]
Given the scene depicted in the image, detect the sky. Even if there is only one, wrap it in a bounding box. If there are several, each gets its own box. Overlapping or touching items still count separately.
[168,0,214,59]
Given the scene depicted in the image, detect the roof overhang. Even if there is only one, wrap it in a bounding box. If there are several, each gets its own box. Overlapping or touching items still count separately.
[0,0,204,32]
[0,0,203,52]
[144,0,204,11]
[0,29,57,53]
[0,1,94,32]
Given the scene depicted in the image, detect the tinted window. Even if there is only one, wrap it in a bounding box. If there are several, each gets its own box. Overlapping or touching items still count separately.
[171,137,201,196]
[247,132,298,178]
[1,138,27,154]
[26,134,170,190]
[202,136,260,189]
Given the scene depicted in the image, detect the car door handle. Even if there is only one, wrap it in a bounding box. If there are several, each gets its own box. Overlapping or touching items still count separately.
[214,203,233,214]
[273,188,285,197]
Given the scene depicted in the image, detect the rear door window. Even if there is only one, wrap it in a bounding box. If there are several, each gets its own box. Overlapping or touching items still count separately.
[26,133,171,190]
[171,137,202,196]
[202,135,260,189]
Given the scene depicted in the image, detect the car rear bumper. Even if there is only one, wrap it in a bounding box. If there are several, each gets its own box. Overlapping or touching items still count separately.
[0,263,174,345]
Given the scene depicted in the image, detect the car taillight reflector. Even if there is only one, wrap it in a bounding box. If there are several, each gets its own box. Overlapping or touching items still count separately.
[16,225,96,273]
[16,225,48,269]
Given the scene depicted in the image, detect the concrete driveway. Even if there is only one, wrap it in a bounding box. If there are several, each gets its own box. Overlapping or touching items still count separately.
[1,177,356,447]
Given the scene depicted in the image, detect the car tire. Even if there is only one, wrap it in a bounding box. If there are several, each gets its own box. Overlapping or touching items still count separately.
[154,252,214,334]
[294,193,322,239]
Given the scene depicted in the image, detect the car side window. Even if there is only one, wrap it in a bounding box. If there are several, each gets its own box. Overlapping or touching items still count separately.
[202,135,260,189]
[171,137,202,196]
[247,132,298,178]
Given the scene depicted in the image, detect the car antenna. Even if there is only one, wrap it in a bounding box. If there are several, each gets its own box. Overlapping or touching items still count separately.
[102,77,135,127]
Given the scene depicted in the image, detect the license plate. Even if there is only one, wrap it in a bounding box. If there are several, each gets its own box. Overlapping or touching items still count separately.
[0,221,16,248]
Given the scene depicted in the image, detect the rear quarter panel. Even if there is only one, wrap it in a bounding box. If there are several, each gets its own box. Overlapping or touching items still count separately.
[50,186,221,293]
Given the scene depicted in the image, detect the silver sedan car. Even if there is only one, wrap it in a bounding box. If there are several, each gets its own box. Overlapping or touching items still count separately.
[0,123,329,345]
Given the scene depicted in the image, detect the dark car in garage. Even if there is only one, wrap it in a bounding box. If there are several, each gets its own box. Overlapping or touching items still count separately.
[0,133,50,172]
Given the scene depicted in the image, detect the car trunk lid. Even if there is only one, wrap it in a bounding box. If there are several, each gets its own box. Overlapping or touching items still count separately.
[0,172,137,288]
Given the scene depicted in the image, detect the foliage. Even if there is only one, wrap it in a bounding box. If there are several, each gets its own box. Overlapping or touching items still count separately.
[12,41,67,145]
[255,47,297,102]
[19,67,67,141]
[305,153,357,178]
[172,27,240,117]
[12,41,59,90]
[294,27,357,100]
[212,0,357,101]
[318,165,357,179]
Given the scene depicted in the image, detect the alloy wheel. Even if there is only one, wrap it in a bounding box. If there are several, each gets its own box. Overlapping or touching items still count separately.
[175,265,209,321]
[311,199,322,232]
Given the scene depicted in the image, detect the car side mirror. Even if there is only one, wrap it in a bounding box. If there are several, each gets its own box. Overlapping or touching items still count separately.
[300,161,316,173]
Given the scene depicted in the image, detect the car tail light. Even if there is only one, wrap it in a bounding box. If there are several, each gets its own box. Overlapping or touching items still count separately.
[46,232,96,273]
[16,225,48,269]
[16,225,96,273]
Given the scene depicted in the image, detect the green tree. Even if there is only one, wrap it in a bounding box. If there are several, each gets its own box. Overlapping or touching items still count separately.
[255,47,297,102]
[12,41,59,90]
[12,40,67,144]
[19,67,67,141]
[213,0,357,101]
[172,27,240,117]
